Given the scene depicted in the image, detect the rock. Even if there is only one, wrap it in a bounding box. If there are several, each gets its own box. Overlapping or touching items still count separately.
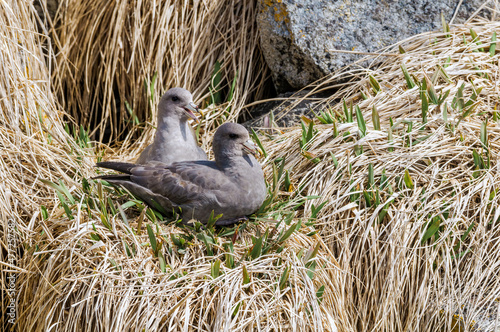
[34,0,59,29]
[257,0,485,91]
[454,301,500,332]
[243,90,328,129]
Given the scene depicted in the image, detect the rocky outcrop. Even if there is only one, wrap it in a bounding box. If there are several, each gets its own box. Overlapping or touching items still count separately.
[243,90,327,129]
[257,0,485,91]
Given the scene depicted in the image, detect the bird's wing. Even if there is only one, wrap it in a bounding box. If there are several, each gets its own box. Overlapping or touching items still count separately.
[106,179,175,215]
[130,161,234,205]
[96,161,137,174]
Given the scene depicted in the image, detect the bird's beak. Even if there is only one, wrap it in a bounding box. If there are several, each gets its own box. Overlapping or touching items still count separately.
[242,140,262,158]
[183,102,203,123]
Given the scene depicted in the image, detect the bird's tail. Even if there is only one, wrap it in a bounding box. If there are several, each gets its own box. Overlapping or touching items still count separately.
[93,174,131,181]
[95,161,136,174]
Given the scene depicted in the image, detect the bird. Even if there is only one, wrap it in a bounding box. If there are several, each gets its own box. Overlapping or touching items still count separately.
[96,123,267,225]
[136,87,207,164]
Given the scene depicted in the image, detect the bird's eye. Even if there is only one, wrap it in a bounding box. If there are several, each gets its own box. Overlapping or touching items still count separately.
[171,96,179,102]
[228,133,238,139]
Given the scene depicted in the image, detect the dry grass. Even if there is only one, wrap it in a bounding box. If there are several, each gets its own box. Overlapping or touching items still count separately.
[50,0,270,146]
[0,2,93,252]
[2,0,500,331]
[258,14,500,332]
[1,1,345,331]
[18,214,347,331]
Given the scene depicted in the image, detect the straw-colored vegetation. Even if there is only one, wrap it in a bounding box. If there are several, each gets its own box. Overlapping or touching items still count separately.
[1,0,499,331]
[259,16,500,331]
[50,0,270,146]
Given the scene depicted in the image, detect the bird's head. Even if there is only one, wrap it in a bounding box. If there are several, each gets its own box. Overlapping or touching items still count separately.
[213,123,261,160]
[158,87,203,123]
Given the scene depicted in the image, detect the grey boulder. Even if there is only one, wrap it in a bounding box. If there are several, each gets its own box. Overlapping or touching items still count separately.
[257,0,484,91]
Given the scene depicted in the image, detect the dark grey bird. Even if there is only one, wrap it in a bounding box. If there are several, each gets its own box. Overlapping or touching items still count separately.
[96,123,267,225]
[136,87,207,164]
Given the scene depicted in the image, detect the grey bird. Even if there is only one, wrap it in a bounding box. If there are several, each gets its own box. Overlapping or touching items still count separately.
[136,87,207,164]
[96,123,267,225]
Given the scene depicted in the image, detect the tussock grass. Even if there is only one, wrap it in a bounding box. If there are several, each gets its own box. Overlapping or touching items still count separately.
[19,218,346,331]
[2,1,500,331]
[258,17,500,331]
[0,2,93,242]
[50,0,270,146]
[1,2,345,331]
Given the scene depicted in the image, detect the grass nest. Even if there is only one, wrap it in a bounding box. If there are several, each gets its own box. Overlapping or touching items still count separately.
[1,1,500,331]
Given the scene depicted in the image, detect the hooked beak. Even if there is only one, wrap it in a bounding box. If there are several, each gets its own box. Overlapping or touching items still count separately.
[183,102,203,123]
[242,140,262,158]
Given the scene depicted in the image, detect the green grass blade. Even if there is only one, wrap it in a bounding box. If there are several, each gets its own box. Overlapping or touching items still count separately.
[224,242,235,268]
[442,102,448,122]
[210,61,222,105]
[242,265,250,285]
[305,242,320,263]
[278,222,298,243]
[480,120,488,150]
[211,259,221,279]
[316,285,325,304]
[421,216,441,243]
[159,252,166,273]
[330,152,338,168]
[310,201,327,219]
[470,28,484,52]
[250,128,267,158]
[363,191,372,207]
[372,105,381,130]
[454,83,465,111]
[453,222,475,253]
[404,169,414,189]
[426,80,439,105]
[421,92,428,124]
[306,120,314,144]
[147,224,157,255]
[250,235,264,259]
[472,149,483,169]
[388,126,394,152]
[149,72,157,104]
[355,106,366,137]
[400,63,415,89]
[441,13,450,38]
[444,56,451,68]
[342,99,349,121]
[279,265,290,290]
[490,32,497,56]
[41,205,48,220]
[369,75,381,94]
[227,71,238,103]
[380,168,388,189]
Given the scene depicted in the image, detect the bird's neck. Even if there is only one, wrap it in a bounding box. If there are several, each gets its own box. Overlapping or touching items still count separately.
[216,154,255,171]
[154,116,195,144]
